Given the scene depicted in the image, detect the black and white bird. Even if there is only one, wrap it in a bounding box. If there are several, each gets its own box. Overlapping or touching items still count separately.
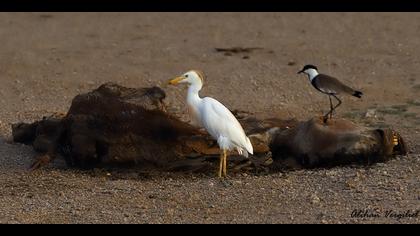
[298,64,363,123]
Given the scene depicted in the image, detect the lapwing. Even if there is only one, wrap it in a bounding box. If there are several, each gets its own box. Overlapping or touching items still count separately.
[298,64,363,123]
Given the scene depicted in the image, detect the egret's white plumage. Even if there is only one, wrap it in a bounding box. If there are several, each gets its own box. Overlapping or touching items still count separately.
[169,70,253,177]
[201,96,253,157]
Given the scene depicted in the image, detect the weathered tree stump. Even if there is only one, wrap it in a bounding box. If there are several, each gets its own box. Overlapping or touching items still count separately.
[12,83,407,173]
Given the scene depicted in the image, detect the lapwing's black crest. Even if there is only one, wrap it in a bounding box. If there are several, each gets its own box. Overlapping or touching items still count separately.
[297,64,318,74]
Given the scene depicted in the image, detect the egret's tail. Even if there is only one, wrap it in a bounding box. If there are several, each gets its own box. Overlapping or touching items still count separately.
[244,137,254,156]
[236,137,253,158]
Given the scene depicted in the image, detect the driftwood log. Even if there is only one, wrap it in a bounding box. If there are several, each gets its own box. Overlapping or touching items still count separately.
[12,83,407,173]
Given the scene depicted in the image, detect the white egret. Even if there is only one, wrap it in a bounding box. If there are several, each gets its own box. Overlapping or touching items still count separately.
[169,70,253,177]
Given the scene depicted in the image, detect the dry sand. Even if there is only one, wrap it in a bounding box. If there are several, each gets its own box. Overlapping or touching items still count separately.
[0,12,419,223]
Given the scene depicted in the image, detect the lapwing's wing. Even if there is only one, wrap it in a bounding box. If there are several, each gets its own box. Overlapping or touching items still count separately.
[312,74,356,95]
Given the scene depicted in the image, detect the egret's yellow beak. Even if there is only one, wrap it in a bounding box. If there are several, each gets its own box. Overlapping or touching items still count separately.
[169,76,184,85]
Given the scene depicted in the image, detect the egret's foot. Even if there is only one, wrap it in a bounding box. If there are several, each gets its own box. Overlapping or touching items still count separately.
[218,166,223,178]
[220,179,233,187]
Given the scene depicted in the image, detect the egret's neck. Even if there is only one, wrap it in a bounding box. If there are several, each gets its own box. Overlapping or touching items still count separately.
[187,82,203,107]
[306,69,319,81]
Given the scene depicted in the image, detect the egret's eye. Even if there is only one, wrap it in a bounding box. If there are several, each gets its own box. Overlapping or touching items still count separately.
[185,75,189,78]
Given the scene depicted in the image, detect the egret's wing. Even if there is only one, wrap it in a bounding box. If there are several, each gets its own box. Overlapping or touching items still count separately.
[200,97,250,150]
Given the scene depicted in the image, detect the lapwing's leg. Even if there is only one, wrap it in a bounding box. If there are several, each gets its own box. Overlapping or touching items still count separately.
[218,151,223,178]
[329,95,334,119]
[222,149,227,177]
[323,95,334,123]
[331,95,342,116]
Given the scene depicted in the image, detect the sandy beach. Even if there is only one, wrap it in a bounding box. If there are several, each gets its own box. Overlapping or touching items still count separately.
[0,12,419,223]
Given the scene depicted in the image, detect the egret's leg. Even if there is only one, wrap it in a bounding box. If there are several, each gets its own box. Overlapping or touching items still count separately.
[218,152,223,178]
[223,149,227,177]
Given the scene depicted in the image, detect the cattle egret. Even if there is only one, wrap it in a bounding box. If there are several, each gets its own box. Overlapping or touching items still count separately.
[169,70,253,177]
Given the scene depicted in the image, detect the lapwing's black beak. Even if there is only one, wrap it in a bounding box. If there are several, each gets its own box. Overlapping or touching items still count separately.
[297,70,304,74]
